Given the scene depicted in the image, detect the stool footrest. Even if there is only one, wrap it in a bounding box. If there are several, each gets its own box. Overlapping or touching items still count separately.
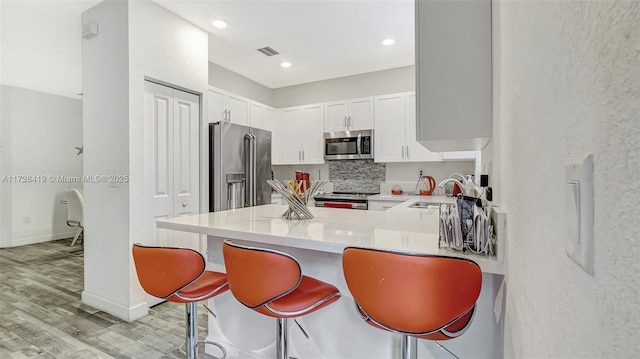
[178,340,227,359]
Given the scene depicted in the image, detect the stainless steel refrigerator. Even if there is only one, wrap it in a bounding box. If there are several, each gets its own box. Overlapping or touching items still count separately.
[209,122,272,212]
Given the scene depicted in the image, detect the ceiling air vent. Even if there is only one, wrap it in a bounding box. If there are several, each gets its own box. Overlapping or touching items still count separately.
[257,47,280,56]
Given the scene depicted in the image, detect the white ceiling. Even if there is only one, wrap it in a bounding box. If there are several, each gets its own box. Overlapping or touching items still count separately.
[0,0,414,97]
[0,0,101,98]
[154,0,415,89]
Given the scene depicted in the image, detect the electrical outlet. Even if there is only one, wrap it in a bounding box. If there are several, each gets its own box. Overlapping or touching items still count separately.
[419,170,423,177]
[24,216,31,224]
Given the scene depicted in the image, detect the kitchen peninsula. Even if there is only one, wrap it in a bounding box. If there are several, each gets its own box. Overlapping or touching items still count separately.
[157,200,506,358]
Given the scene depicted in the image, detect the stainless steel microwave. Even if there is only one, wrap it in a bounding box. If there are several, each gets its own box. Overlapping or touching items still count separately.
[324,130,373,160]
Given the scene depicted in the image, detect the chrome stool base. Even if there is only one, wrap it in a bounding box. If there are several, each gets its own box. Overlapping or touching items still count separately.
[400,335,417,359]
[182,302,227,359]
[179,341,227,359]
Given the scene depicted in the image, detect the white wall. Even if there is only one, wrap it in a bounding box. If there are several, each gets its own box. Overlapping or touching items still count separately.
[209,62,274,107]
[82,0,209,321]
[81,0,132,320]
[128,0,209,311]
[0,85,82,248]
[0,1,4,246]
[0,85,11,246]
[493,1,640,357]
[273,65,415,108]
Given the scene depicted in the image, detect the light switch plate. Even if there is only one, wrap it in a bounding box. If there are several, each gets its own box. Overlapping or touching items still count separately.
[565,154,594,275]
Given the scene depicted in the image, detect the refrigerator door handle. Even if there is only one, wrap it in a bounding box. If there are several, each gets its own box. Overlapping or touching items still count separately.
[244,134,257,206]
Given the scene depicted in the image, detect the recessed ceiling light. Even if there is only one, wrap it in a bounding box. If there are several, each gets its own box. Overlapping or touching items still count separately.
[281,62,292,68]
[211,20,227,29]
[382,38,395,46]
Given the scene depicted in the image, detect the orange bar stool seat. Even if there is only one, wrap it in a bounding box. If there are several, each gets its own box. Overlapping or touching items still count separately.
[342,247,482,359]
[132,244,229,359]
[222,240,341,359]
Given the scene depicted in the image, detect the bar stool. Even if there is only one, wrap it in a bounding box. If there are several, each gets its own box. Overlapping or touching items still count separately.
[132,244,229,359]
[342,247,482,359]
[222,240,341,359]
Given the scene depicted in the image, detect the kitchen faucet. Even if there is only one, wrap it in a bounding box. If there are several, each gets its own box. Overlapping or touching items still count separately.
[438,178,467,196]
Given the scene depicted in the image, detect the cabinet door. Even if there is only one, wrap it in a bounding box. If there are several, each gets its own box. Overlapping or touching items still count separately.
[263,106,281,165]
[405,92,441,162]
[207,87,225,123]
[280,107,303,164]
[250,100,263,129]
[249,100,263,128]
[172,89,201,249]
[301,104,325,164]
[349,97,374,130]
[374,93,406,163]
[415,0,492,151]
[324,100,348,132]
[225,93,250,126]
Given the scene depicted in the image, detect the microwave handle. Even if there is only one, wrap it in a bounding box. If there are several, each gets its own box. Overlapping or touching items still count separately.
[357,133,362,156]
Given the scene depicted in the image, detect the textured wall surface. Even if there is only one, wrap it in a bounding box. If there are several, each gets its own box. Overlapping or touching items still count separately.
[328,160,385,193]
[495,1,639,357]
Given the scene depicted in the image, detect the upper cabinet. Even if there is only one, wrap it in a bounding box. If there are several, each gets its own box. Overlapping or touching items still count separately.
[325,97,374,132]
[262,106,282,165]
[207,86,250,126]
[374,92,440,163]
[280,104,325,165]
[249,100,276,131]
[415,0,492,151]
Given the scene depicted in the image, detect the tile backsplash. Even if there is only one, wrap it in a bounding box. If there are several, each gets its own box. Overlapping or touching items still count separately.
[328,160,385,193]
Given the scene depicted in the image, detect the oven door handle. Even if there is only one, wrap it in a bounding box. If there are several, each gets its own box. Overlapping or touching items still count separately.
[357,133,362,157]
[323,202,354,209]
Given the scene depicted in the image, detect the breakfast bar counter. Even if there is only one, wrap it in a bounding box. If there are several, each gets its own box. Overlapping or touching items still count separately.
[157,202,506,358]
[157,202,505,275]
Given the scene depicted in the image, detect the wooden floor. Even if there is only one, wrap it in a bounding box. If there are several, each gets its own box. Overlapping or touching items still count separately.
[0,239,220,359]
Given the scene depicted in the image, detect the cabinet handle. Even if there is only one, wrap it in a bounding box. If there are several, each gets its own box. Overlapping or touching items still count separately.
[344,116,347,128]
[302,150,305,161]
[348,116,352,128]
[406,145,409,159]
[182,202,188,208]
[228,110,231,122]
[298,150,301,160]
[401,145,405,158]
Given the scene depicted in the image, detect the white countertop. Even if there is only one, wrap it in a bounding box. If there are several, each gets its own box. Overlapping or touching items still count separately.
[367,194,455,203]
[157,201,505,275]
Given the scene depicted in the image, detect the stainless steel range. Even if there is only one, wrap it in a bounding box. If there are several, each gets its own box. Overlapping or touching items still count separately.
[314,191,379,210]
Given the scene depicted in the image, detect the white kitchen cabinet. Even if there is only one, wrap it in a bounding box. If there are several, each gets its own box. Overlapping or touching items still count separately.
[249,100,277,131]
[374,92,440,163]
[263,107,282,165]
[415,0,492,151]
[325,97,374,132]
[207,86,250,126]
[405,93,441,162]
[440,151,479,161]
[280,104,325,165]
[250,100,263,129]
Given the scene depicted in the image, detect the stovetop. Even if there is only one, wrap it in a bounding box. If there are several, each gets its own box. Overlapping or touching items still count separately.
[314,191,380,201]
